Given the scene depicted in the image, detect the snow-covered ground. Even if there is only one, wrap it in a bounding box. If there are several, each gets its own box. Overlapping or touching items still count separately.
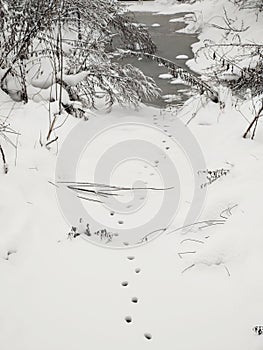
[1,0,263,349]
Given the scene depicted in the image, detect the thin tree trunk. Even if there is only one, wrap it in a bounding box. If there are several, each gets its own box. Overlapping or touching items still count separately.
[243,103,263,139]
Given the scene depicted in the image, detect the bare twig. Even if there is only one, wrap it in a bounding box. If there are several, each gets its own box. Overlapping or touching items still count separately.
[136,227,167,244]
[224,265,231,277]
[182,264,195,274]
[220,204,238,219]
[117,49,219,103]
[178,251,196,259]
[48,180,59,188]
[46,113,58,141]
[180,238,205,244]
[77,195,103,203]
[243,101,263,139]
[14,133,19,167]
[46,136,58,147]
[0,144,8,174]
[166,219,226,235]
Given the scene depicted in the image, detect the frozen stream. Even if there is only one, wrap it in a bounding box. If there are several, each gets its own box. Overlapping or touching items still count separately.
[119,11,198,107]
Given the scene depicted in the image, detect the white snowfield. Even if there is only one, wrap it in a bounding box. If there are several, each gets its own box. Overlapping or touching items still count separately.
[1,1,263,350]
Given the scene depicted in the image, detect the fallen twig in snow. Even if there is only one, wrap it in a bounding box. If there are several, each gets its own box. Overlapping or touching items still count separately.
[182,263,231,277]
[136,227,167,244]
[60,181,173,191]
[180,238,205,244]
[220,204,238,219]
[68,186,119,198]
[224,265,231,277]
[182,264,195,274]
[59,181,174,202]
[166,219,226,235]
[77,195,103,204]
[48,180,59,188]
[178,251,196,259]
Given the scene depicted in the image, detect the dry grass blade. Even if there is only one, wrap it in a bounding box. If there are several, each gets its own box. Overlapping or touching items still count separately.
[60,181,174,202]
[166,219,226,235]
[60,181,174,191]
[182,264,195,274]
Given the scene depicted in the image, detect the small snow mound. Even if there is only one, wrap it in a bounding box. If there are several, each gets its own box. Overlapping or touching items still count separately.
[162,94,182,102]
[63,71,89,87]
[169,17,185,23]
[158,73,173,79]
[170,77,185,85]
[176,54,189,59]
[151,23,160,27]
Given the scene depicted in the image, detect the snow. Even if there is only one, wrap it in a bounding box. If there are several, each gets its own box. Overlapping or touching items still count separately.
[169,17,185,23]
[161,94,182,102]
[2,90,263,350]
[176,54,188,59]
[27,84,70,105]
[62,71,89,87]
[170,77,185,84]
[158,73,173,79]
[1,1,263,349]
[151,23,160,27]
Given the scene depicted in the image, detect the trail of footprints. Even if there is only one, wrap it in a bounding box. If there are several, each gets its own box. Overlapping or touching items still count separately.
[152,114,172,151]
[120,113,171,340]
[142,115,172,180]
[120,113,172,340]
[121,256,152,342]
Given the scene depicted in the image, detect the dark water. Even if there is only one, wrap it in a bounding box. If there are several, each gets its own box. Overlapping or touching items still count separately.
[119,11,198,108]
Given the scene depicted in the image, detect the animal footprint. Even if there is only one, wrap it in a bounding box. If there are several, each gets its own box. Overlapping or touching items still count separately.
[131,297,139,304]
[125,316,132,324]
[144,333,152,340]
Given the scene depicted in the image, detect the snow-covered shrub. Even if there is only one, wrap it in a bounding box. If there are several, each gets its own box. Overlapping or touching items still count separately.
[191,2,263,138]
[117,49,220,102]
[0,0,159,112]
[199,41,263,139]
[200,41,263,98]
[232,0,263,12]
